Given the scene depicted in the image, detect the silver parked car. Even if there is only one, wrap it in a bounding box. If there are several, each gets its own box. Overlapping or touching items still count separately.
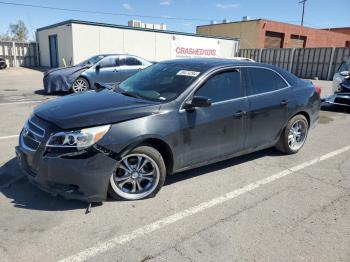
[332,59,349,93]
[324,59,350,107]
[43,54,152,94]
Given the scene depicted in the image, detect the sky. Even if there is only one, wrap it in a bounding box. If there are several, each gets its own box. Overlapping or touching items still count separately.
[0,0,349,40]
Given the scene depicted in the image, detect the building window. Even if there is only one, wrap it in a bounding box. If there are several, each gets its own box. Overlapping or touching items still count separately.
[290,34,307,48]
[264,31,284,48]
[346,41,350,48]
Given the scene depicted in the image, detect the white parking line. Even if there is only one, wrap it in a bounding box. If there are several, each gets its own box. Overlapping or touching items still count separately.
[0,135,19,140]
[0,100,43,106]
[59,145,350,262]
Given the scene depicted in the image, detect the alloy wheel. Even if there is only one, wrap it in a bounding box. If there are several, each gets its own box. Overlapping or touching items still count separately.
[288,120,307,151]
[72,78,88,92]
[110,154,160,200]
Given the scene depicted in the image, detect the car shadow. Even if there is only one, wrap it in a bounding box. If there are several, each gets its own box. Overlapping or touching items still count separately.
[0,158,85,211]
[34,89,67,97]
[165,147,283,186]
[1,148,283,211]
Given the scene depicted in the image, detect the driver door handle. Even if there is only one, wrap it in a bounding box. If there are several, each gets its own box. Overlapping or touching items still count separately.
[233,110,246,118]
[280,100,289,107]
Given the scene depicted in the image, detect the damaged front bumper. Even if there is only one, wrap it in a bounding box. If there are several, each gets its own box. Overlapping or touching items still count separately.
[15,116,118,202]
[16,145,117,202]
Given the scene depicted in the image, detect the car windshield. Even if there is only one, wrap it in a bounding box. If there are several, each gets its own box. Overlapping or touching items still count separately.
[78,55,105,66]
[118,62,205,102]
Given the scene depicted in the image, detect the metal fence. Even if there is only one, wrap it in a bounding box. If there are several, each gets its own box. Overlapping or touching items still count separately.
[238,47,350,80]
[0,41,38,67]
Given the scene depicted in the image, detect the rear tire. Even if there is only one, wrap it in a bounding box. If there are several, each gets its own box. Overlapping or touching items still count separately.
[109,146,166,201]
[276,114,309,154]
[71,77,90,93]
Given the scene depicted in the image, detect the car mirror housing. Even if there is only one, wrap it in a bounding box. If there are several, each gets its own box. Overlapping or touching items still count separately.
[184,96,212,110]
[340,70,349,76]
[95,64,101,71]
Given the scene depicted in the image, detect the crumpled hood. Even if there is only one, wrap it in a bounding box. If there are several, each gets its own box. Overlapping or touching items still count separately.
[34,90,161,129]
[43,65,90,93]
[44,65,89,76]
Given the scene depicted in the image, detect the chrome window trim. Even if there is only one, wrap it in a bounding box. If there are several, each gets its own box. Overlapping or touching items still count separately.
[179,65,291,113]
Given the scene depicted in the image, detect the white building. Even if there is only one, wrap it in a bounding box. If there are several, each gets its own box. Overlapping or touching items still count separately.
[36,20,240,67]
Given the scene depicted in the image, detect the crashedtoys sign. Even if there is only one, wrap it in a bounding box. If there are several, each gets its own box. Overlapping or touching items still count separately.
[171,35,220,59]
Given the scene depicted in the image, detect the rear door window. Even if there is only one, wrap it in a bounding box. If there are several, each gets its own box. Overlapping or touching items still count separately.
[246,67,288,95]
[195,70,242,103]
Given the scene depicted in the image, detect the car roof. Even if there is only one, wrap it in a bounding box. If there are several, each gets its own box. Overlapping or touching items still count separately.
[160,58,277,70]
[160,58,302,85]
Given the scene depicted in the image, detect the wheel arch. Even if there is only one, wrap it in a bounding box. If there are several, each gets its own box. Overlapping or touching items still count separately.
[120,137,174,175]
[291,111,310,127]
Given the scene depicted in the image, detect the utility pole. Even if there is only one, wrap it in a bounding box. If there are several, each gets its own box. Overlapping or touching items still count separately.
[299,0,307,27]
[297,0,307,46]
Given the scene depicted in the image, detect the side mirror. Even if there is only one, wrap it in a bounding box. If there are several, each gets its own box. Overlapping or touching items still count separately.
[95,64,101,71]
[183,96,211,110]
[340,71,349,76]
[94,82,111,91]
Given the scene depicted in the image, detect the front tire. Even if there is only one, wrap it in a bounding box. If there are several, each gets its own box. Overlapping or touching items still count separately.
[109,146,166,200]
[71,77,89,93]
[276,114,309,154]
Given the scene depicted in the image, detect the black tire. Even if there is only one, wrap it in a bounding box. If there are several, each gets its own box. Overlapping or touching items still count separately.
[71,77,90,93]
[108,146,166,201]
[276,114,309,154]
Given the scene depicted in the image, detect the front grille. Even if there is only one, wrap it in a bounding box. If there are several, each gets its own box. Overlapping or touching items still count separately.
[21,117,46,151]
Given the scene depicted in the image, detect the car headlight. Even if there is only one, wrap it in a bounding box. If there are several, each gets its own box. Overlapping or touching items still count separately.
[46,125,110,149]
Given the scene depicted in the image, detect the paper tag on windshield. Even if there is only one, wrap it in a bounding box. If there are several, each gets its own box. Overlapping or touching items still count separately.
[176,70,200,77]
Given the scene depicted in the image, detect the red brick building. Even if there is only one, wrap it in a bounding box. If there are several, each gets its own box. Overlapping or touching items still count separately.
[197,19,350,49]
[324,27,350,36]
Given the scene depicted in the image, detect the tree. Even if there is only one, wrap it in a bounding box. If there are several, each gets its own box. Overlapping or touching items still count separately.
[0,20,28,42]
[9,20,28,42]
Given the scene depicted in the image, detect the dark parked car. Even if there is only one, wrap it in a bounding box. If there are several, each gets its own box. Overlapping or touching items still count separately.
[43,54,151,94]
[0,57,7,69]
[16,59,321,202]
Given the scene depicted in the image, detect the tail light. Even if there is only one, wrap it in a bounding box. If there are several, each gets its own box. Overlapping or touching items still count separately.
[314,85,321,96]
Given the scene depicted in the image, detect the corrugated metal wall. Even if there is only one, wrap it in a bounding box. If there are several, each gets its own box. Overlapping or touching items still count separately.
[0,41,38,67]
[238,47,350,80]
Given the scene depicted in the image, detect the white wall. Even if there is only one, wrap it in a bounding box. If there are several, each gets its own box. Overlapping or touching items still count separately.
[71,23,239,64]
[38,22,239,67]
[37,24,73,67]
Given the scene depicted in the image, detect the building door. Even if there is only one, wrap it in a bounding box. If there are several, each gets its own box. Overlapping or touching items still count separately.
[49,35,59,68]
[264,31,284,48]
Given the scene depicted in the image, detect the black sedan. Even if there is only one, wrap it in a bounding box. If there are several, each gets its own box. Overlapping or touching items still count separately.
[16,59,321,202]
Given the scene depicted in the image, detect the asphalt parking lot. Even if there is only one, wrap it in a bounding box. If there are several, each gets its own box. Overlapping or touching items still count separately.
[0,67,349,262]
